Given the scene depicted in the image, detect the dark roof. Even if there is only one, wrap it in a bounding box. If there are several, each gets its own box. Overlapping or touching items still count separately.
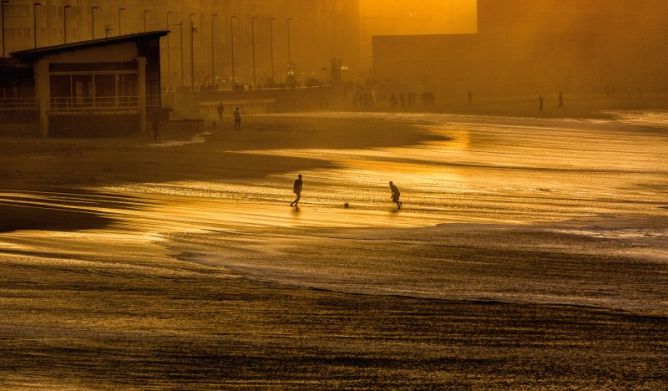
[11,30,169,62]
[0,57,30,70]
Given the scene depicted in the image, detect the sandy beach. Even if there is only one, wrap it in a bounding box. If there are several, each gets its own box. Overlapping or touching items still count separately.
[0,112,667,389]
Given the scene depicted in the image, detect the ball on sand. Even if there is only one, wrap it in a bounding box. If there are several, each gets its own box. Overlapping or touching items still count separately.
[344,203,350,209]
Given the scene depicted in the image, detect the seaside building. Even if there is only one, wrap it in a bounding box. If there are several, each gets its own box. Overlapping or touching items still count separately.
[372,0,668,98]
[2,30,168,137]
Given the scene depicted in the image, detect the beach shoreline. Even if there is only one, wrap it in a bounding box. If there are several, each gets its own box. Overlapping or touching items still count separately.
[0,112,666,388]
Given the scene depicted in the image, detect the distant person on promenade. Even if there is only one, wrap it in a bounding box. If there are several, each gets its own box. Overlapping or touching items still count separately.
[539,95,545,111]
[217,102,224,121]
[290,174,303,208]
[234,107,242,131]
[389,181,402,210]
[558,92,564,109]
[152,120,160,141]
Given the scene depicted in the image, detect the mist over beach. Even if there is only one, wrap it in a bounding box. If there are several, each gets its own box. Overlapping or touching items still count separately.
[1,0,668,389]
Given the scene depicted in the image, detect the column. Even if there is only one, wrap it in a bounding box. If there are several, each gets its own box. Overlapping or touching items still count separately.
[137,56,147,134]
[34,59,50,137]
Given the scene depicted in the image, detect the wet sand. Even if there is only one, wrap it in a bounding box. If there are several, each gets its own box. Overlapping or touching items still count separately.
[0,113,667,388]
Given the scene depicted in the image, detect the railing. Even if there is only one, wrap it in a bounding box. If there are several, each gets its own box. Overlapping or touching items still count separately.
[0,97,39,111]
[50,96,140,112]
[50,95,171,112]
[148,94,168,108]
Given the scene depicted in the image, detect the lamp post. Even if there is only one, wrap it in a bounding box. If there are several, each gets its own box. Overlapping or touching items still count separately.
[32,2,41,49]
[118,7,125,36]
[287,18,292,64]
[269,17,275,84]
[91,6,98,39]
[168,20,183,87]
[64,5,72,44]
[210,14,216,87]
[1,0,9,57]
[287,17,293,82]
[189,12,196,90]
[143,9,149,32]
[230,15,236,86]
[251,16,257,86]
[166,11,172,90]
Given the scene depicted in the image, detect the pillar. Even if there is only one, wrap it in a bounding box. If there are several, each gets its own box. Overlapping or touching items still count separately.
[137,56,147,134]
[34,59,50,137]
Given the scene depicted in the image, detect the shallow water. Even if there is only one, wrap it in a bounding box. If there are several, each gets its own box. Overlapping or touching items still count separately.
[1,112,667,315]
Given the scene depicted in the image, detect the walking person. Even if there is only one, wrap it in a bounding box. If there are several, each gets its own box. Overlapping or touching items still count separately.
[217,102,224,122]
[290,174,303,208]
[234,107,242,131]
[389,181,403,210]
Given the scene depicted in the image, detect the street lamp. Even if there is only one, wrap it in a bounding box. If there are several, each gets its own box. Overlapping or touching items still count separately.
[118,7,125,36]
[269,17,275,84]
[210,14,216,87]
[143,9,150,32]
[64,5,72,44]
[287,17,293,82]
[91,6,98,39]
[166,11,172,90]
[33,2,41,48]
[287,18,293,64]
[189,12,196,90]
[251,16,257,86]
[230,15,236,86]
[168,19,184,87]
[1,0,9,57]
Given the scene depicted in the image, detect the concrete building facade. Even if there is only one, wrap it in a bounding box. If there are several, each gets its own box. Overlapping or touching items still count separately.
[373,0,668,98]
[2,0,360,89]
[167,0,361,89]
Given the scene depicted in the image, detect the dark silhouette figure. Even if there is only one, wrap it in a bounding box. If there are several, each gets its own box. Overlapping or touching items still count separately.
[234,107,241,131]
[539,95,545,111]
[217,102,224,121]
[468,90,473,106]
[558,92,564,109]
[389,181,402,210]
[290,174,303,207]
[152,120,160,141]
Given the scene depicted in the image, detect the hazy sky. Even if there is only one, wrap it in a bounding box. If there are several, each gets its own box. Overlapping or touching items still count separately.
[360,0,477,35]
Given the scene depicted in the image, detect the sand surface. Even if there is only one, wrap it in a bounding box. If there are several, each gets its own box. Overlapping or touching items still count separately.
[0,112,667,389]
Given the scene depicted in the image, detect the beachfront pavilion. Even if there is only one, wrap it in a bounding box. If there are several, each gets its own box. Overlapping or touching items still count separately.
[9,31,168,137]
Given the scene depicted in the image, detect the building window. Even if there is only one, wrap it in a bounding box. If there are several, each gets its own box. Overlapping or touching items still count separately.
[7,4,30,17]
[50,72,139,110]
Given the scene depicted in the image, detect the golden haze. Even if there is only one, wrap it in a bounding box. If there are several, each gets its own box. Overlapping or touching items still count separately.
[360,0,477,34]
